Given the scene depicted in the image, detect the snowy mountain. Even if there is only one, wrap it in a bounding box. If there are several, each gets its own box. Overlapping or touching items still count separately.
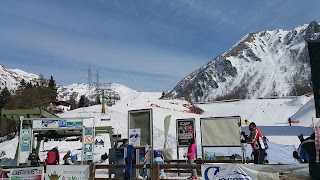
[0,64,130,102]
[0,64,40,92]
[167,21,320,102]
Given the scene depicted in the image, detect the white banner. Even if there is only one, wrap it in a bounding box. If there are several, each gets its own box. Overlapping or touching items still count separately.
[201,164,309,180]
[46,165,89,180]
[0,166,44,180]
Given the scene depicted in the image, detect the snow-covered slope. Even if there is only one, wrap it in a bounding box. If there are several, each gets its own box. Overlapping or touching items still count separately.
[1,86,318,165]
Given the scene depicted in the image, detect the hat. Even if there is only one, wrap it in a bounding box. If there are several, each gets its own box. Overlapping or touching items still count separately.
[155,150,161,157]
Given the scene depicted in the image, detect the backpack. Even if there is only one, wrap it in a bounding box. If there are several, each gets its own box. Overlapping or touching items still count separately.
[47,151,57,164]
[29,153,36,161]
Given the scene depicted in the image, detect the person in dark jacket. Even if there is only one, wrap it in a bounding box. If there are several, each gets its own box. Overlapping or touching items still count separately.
[63,151,73,165]
[28,148,40,166]
[46,146,60,165]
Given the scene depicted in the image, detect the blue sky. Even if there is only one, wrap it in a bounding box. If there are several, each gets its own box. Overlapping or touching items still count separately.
[0,0,319,92]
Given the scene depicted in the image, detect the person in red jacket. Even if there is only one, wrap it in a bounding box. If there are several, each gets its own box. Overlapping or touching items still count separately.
[46,146,60,165]
[246,122,265,164]
[184,138,197,179]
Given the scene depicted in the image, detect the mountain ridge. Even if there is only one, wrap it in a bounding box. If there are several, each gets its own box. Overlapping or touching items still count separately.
[166,21,318,102]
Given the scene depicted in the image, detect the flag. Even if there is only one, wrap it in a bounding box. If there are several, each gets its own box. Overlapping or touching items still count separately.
[163,115,171,148]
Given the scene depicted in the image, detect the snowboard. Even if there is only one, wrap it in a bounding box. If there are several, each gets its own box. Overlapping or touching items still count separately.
[124,145,134,180]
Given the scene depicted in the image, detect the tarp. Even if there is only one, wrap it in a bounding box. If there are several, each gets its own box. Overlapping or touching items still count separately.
[204,141,299,164]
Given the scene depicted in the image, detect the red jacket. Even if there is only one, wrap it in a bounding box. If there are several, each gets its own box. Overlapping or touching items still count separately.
[186,144,196,160]
[247,127,265,151]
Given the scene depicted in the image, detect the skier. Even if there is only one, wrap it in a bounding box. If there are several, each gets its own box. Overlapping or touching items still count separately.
[63,151,73,165]
[46,146,60,165]
[28,148,40,166]
[154,150,167,179]
[245,122,265,164]
[183,138,198,179]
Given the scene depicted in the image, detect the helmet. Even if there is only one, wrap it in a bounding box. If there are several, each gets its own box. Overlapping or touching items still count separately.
[155,150,161,157]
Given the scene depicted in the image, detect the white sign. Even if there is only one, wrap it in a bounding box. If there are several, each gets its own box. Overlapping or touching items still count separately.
[0,167,44,180]
[46,165,89,180]
[129,128,141,146]
[202,164,308,180]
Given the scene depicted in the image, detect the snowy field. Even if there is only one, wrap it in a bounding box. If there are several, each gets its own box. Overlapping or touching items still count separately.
[0,85,319,177]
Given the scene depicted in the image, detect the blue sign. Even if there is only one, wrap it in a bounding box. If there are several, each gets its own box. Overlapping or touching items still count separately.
[21,137,30,152]
[67,120,83,128]
[58,120,67,127]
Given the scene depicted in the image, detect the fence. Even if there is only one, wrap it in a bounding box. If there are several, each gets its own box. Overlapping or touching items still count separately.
[0,160,309,180]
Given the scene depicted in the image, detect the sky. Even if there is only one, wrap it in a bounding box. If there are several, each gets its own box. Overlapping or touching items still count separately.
[0,0,320,92]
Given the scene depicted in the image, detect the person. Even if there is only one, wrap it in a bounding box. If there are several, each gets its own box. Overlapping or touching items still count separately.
[28,148,40,166]
[119,139,129,148]
[293,151,304,163]
[63,151,73,165]
[46,146,60,165]
[95,139,98,146]
[288,117,292,126]
[154,150,167,179]
[70,154,78,165]
[101,152,108,162]
[183,138,198,179]
[245,122,265,164]
[294,134,310,163]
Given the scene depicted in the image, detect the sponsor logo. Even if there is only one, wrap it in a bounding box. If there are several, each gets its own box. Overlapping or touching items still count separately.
[204,166,250,180]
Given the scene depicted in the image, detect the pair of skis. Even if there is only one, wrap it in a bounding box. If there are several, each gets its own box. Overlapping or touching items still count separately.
[141,146,150,180]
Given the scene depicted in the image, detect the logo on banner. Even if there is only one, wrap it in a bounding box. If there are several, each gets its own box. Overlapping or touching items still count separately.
[203,165,249,180]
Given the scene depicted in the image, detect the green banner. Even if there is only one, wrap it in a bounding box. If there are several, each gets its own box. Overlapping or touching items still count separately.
[163,115,171,148]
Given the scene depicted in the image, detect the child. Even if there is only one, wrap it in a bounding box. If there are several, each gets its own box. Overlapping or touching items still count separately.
[154,150,167,179]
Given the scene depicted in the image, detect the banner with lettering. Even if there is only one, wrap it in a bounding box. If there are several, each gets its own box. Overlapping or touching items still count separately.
[0,167,44,180]
[46,165,89,180]
[201,164,308,180]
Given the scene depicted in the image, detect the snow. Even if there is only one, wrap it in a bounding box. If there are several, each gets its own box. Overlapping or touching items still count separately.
[1,85,319,171]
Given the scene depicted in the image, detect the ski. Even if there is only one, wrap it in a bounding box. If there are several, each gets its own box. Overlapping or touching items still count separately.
[141,146,150,179]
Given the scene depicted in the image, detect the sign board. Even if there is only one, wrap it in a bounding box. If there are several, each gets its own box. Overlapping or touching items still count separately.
[46,165,89,180]
[0,167,44,180]
[83,127,94,161]
[19,128,32,164]
[176,118,195,147]
[129,128,141,146]
[200,116,241,147]
[32,119,83,130]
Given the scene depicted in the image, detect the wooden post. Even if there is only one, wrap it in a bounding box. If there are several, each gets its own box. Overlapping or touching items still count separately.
[89,163,96,180]
[152,161,159,180]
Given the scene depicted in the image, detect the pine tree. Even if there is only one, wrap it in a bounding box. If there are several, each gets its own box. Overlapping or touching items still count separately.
[79,95,86,108]
[47,76,57,102]
[48,76,57,90]
[68,93,77,110]
[0,87,11,109]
